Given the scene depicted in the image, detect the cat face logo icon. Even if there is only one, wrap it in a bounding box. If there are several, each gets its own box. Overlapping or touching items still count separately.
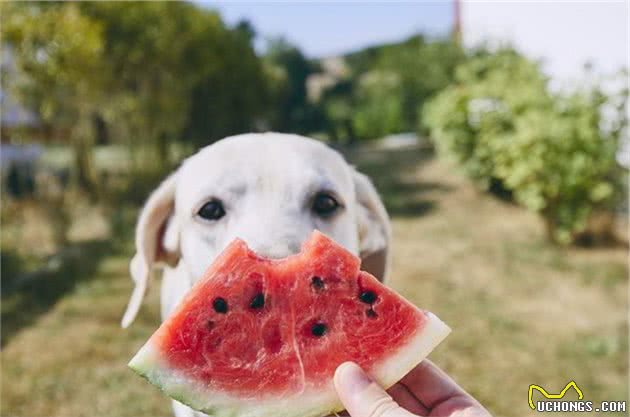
[528,381,583,410]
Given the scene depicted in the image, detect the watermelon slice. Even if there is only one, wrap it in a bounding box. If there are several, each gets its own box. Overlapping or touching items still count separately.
[129,231,450,417]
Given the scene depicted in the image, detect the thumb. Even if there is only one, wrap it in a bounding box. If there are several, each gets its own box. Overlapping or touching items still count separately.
[334,362,416,417]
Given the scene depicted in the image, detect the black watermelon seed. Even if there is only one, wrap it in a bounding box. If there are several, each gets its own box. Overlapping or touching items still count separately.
[250,293,265,309]
[213,297,228,314]
[366,309,378,318]
[359,290,377,304]
[311,322,327,337]
[206,320,215,330]
[311,276,325,290]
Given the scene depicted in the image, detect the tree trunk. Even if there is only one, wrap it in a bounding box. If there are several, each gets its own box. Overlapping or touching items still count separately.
[73,131,100,201]
[543,217,558,244]
[345,120,356,146]
[156,132,171,168]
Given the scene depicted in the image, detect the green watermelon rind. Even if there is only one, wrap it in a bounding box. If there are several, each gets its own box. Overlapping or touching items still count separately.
[129,311,450,417]
[130,342,335,417]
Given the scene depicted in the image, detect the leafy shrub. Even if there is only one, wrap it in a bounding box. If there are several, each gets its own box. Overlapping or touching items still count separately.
[352,71,404,139]
[423,49,550,184]
[492,92,624,243]
[320,35,464,142]
[423,48,627,244]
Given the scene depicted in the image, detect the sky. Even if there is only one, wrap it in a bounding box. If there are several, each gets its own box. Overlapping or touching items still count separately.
[461,1,628,84]
[201,2,454,58]
[201,1,627,81]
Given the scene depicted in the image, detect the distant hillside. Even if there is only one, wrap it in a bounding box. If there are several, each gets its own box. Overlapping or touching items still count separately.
[307,33,458,100]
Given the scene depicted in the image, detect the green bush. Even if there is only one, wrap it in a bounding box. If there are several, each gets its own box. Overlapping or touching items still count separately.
[423,48,627,244]
[493,92,623,243]
[352,71,405,139]
[423,49,551,184]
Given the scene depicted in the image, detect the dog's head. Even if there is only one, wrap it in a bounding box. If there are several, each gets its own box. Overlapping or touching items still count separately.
[121,133,390,327]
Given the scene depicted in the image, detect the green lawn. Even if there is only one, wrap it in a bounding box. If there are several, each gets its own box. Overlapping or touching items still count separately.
[1,148,627,417]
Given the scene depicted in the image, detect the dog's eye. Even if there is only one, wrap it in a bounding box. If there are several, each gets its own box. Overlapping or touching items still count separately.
[312,192,340,217]
[197,199,226,221]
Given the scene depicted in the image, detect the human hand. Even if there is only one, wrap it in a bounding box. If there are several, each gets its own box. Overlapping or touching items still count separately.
[333,360,491,417]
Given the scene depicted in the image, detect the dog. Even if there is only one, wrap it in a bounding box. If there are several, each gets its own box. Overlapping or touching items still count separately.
[121,132,391,417]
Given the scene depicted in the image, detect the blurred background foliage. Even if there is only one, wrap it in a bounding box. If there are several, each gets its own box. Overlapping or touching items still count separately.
[3,0,625,244]
[1,3,466,153]
[0,0,484,288]
[423,49,627,244]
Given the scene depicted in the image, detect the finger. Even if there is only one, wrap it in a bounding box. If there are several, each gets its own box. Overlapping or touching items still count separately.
[334,362,416,417]
[387,383,429,415]
[400,360,475,410]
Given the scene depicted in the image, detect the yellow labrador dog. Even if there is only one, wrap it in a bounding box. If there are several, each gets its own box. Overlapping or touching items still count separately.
[121,132,391,417]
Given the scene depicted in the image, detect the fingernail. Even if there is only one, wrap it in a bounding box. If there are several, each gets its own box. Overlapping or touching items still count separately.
[334,362,372,395]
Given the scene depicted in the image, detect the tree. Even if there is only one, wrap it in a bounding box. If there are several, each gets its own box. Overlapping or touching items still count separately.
[4,1,276,185]
[376,36,465,132]
[423,48,551,184]
[2,2,108,196]
[491,88,625,243]
[183,17,269,146]
[264,38,318,134]
[352,71,404,140]
[343,35,465,138]
[83,3,269,159]
[424,48,626,244]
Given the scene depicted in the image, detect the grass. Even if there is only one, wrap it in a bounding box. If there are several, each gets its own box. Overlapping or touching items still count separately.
[1,146,627,417]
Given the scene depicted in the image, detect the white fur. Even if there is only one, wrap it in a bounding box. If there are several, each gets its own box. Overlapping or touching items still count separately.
[122,132,391,417]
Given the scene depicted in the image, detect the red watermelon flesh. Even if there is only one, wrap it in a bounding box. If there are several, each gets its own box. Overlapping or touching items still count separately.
[129,231,450,417]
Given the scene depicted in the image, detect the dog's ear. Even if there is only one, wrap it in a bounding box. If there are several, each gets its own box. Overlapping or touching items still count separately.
[352,169,391,282]
[121,173,180,328]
